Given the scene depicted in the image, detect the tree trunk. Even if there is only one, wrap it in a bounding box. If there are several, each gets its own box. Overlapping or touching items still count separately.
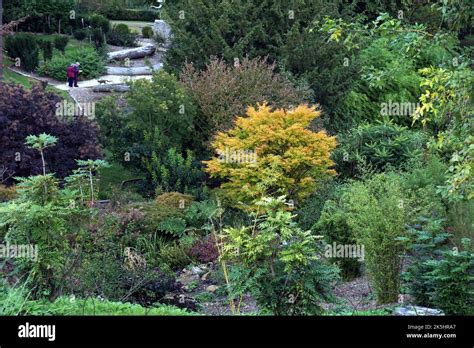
[106,64,162,76]
[92,84,131,93]
[106,44,156,62]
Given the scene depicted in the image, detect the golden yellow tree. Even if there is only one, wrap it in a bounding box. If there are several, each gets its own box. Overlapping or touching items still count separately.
[204,104,337,209]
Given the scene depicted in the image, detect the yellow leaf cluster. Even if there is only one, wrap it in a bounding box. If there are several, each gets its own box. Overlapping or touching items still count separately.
[203,104,337,209]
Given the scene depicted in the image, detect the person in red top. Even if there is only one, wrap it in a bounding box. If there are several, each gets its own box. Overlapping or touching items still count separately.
[66,64,75,87]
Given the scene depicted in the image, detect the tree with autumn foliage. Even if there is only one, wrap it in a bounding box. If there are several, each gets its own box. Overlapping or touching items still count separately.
[204,104,337,209]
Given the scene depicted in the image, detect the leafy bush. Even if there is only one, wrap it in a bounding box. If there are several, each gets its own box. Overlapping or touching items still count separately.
[147,148,205,197]
[0,174,90,299]
[425,238,473,315]
[91,28,106,50]
[101,8,157,22]
[189,235,219,263]
[314,185,361,280]
[204,104,336,210]
[344,173,408,304]
[400,216,451,307]
[0,84,101,181]
[296,179,336,231]
[139,236,194,271]
[402,224,473,315]
[0,185,16,202]
[107,24,138,47]
[180,57,312,150]
[37,47,106,81]
[155,192,194,209]
[222,196,339,315]
[333,121,426,178]
[95,71,199,193]
[413,66,473,202]
[53,35,69,53]
[4,33,39,72]
[142,26,154,38]
[88,14,111,34]
[73,29,88,41]
[37,39,53,61]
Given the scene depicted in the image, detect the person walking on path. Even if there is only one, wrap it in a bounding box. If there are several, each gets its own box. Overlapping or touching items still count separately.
[66,64,75,88]
[73,62,81,87]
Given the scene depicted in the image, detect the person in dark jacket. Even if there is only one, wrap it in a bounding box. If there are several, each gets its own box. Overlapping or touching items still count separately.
[67,64,75,88]
[73,62,81,87]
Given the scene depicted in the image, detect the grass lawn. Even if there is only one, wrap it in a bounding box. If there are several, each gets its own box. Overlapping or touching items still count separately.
[98,155,144,199]
[2,55,72,101]
[2,34,94,101]
[35,34,93,57]
[110,20,154,34]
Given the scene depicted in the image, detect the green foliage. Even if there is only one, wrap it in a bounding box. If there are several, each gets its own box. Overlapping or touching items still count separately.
[107,24,138,47]
[0,185,17,202]
[400,216,451,307]
[38,39,53,61]
[4,33,39,72]
[296,179,336,231]
[37,47,106,81]
[0,289,192,315]
[142,26,154,38]
[313,185,361,280]
[14,174,59,205]
[344,173,408,304]
[91,28,106,50]
[53,36,69,53]
[0,276,34,315]
[137,235,195,271]
[402,222,473,315]
[3,0,75,34]
[25,133,57,150]
[333,122,425,178]
[222,196,339,315]
[88,14,111,35]
[147,148,205,197]
[0,185,89,299]
[95,71,200,194]
[282,21,361,128]
[413,66,473,201]
[425,238,473,315]
[321,14,457,131]
[163,0,344,74]
[73,29,88,41]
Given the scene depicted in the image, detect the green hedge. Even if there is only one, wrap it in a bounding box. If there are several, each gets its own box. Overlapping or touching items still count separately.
[102,8,157,21]
[37,47,106,81]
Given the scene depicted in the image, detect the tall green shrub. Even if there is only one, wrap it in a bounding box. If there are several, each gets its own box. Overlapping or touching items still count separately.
[53,35,69,53]
[4,33,39,72]
[344,173,408,304]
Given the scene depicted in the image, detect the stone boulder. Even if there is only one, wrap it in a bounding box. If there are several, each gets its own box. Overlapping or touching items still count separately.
[153,20,172,46]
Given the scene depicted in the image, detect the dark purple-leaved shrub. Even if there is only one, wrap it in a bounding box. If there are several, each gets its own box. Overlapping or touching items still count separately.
[189,235,219,263]
[0,83,101,183]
